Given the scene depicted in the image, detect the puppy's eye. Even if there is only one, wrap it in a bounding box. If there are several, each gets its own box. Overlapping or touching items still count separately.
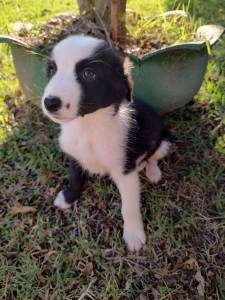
[47,61,57,78]
[82,68,96,81]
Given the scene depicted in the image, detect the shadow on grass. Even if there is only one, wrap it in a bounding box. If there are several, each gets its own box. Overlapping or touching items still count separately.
[0,93,224,299]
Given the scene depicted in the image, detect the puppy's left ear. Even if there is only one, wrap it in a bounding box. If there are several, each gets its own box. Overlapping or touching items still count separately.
[123,57,133,101]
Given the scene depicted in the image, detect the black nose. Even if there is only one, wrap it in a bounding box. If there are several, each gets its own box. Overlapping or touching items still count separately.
[44,96,61,112]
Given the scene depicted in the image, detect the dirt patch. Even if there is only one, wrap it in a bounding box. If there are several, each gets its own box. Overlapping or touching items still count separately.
[13,11,107,55]
[12,11,204,57]
[1,96,224,299]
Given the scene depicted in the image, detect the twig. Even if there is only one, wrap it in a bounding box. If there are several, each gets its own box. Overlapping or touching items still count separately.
[92,8,112,48]
[111,0,118,42]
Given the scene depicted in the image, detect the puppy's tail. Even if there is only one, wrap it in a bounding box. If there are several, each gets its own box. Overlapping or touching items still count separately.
[162,127,175,143]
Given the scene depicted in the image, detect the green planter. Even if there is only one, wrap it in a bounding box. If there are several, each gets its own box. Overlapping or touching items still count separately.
[131,43,208,113]
[0,24,224,113]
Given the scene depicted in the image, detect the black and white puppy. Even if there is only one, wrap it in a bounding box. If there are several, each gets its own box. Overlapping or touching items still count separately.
[42,35,172,251]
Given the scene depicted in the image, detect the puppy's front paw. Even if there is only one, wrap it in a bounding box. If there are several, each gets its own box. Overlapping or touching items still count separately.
[123,224,146,251]
[54,190,71,210]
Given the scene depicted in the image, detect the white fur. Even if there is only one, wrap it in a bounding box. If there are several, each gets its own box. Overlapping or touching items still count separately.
[59,104,131,175]
[146,140,171,183]
[59,103,146,250]
[151,140,171,160]
[42,35,103,123]
[42,35,171,251]
[112,171,146,251]
[146,160,162,183]
[54,191,71,209]
[136,153,147,171]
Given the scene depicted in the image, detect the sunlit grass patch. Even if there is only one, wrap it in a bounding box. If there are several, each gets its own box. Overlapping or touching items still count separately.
[0,0,224,299]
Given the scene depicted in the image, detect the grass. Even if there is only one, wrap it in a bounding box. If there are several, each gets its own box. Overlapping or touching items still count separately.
[0,0,225,299]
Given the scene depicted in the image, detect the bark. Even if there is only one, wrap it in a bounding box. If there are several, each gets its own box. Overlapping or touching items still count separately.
[77,0,127,43]
[96,0,111,32]
[111,0,127,43]
[77,0,95,14]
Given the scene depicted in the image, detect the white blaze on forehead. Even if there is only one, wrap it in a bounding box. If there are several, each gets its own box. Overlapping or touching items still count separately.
[52,35,103,66]
[42,35,104,123]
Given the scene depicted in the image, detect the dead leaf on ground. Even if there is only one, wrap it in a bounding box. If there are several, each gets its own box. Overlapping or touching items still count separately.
[184,258,205,297]
[84,262,93,277]
[10,202,37,215]
[184,257,199,270]
[195,270,205,298]
[81,225,89,238]
[155,267,170,277]
[46,187,58,196]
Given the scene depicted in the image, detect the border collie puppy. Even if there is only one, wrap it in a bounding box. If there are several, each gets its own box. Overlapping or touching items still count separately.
[42,35,172,251]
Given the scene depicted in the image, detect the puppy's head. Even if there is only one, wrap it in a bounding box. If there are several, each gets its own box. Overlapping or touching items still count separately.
[42,35,132,124]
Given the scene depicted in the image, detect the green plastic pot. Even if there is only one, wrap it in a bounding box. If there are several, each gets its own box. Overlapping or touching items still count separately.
[0,24,224,114]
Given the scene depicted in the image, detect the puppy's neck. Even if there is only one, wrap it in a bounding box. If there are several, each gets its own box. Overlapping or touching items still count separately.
[77,105,116,124]
[61,101,131,131]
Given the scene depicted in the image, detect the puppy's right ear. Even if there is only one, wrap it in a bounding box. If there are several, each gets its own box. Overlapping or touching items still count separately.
[123,57,133,101]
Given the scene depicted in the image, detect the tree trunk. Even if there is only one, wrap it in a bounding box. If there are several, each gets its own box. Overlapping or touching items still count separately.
[77,0,95,14]
[111,0,127,43]
[96,0,111,32]
[77,0,127,43]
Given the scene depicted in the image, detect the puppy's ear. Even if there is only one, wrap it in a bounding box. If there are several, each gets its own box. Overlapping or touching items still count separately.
[123,57,133,101]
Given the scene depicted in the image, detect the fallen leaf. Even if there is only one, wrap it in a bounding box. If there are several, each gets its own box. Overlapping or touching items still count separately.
[184,257,199,270]
[84,262,93,276]
[27,218,33,226]
[97,201,106,210]
[156,267,169,277]
[207,271,214,278]
[195,270,205,297]
[10,204,37,215]
[81,225,89,238]
[47,187,57,196]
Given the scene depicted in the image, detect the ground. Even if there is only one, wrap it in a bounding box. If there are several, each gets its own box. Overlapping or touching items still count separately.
[0,0,224,299]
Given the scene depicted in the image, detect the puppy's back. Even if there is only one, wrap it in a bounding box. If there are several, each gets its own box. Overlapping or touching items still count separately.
[124,100,173,173]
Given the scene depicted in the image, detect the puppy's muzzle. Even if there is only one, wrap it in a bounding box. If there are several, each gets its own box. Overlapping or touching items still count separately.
[44,96,62,113]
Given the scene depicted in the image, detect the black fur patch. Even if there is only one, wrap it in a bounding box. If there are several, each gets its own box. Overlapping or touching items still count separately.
[63,159,87,204]
[75,42,131,116]
[124,100,173,174]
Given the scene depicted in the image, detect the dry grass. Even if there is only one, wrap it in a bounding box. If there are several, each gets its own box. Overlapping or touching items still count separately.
[0,91,224,299]
[0,0,224,299]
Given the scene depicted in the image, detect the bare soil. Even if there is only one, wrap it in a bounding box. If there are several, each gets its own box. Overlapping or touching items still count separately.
[12,11,203,57]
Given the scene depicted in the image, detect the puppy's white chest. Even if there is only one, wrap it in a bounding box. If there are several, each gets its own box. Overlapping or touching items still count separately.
[67,132,104,173]
[59,108,128,175]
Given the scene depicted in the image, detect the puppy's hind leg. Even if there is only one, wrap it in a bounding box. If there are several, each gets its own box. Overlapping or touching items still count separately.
[146,159,162,184]
[54,159,86,209]
[146,140,171,184]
